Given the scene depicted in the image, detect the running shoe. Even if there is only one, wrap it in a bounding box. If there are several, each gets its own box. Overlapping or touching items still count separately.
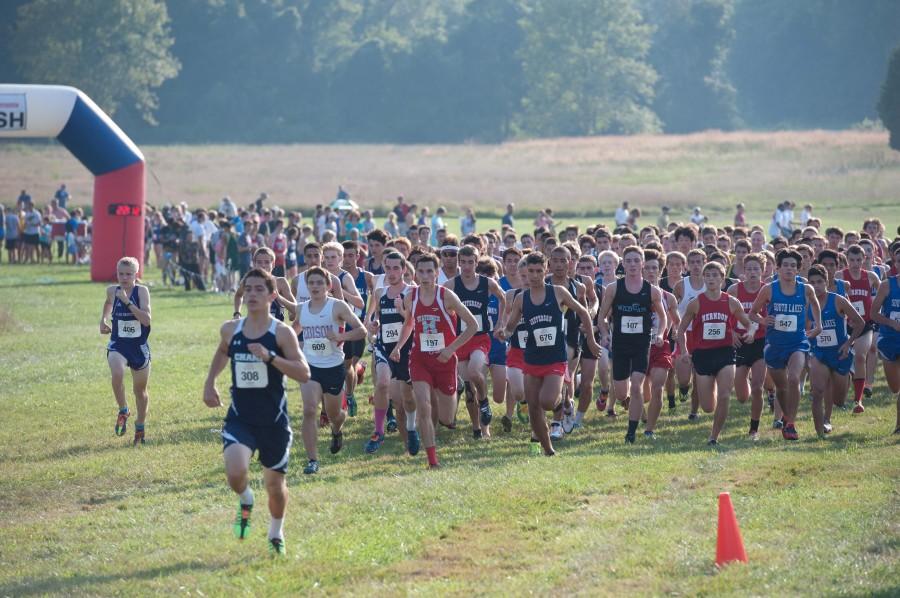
[688,412,699,421]
[303,459,319,475]
[233,502,253,539]
[767,391,775,411]
[115,409,130,437]
[562,400,576,434]
[624,432,635,444]
[549,421,563,441]
[606,409,617,418]
[749,431,760,441]
[318,410,329,428]
[621,396,631,409]
[863,386,872,399]
[893,427,900,435]
[596,390,609,412]
[386,406,398,433]
[852,402,865,414]
[707,438,719,446]
[668,396,676,410]
[357,362,367,385]
[473,428,483,440]
[479,399,493,427]
[501,414,512,433]
[329,432,343,455]
[365,432,385,454]
[407,430,420,456]
[346,395,357,417]
[773,418,784,429]
[516,401,529,424]
[644,430,655,440]
[268,537,286,556]
[823,420,833,434]
[782,423,799,441]
[133,429,145,446]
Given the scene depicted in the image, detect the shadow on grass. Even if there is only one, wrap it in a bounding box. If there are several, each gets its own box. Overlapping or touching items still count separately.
[1,560,227,597]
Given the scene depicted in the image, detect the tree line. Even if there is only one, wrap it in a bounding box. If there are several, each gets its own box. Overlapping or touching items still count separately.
[2,0,899,144]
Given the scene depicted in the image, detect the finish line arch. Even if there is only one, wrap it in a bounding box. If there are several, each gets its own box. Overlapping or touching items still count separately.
[0,84,145,281]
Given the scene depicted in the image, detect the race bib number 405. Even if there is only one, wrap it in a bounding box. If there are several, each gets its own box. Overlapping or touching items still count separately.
[774,314,797,332]
[235,360,268,389]
[117,319,140,338]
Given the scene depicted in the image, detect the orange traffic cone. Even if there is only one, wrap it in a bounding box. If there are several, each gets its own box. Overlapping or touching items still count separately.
[716,492,748,567]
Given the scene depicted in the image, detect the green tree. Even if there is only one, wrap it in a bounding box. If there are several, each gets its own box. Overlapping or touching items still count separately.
[11,0,180,124]
[878,45,900,151]
[517,0,659,136]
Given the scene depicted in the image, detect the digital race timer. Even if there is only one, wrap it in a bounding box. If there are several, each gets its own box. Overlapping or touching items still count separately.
[107,203,142,217]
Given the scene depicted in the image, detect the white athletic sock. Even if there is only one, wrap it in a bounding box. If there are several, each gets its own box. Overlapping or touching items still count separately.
[575,411,585,425]
[406,410,417,430]
[269,517,284,540]
[239,486,254,506]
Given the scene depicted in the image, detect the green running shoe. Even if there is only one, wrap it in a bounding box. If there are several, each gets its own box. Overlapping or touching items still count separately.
[233,502,253,539]
[268,537,286,556]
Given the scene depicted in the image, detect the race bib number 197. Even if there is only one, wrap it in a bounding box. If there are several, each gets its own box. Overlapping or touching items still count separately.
[419,332,445,352]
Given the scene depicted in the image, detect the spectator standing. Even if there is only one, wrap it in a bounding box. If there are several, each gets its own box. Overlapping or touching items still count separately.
[22,199,42,264]
[254,192,268,214]
[657,205,671,230]
[800,204,813,227]
[614,201,630,227]
[734,203,747,228]
[54,184,69,209]
[690,206,706,226]
[179,231,205,291]
[4,204,20,263]
[431,207,446,246]
[460,207,477,236]
[362,210,376,234]
[384,212,399,238]
[501,203,515,228]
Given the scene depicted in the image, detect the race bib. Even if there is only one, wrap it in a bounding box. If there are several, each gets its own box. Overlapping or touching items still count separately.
[621,316,644,334]
[117,319,140,338]
[381,321,403,344]
[891,311,900,323]
[774,314,797,332]
[852,301,865,316]
[534,326,557,347]
[517,330,528,347]
[235,359,268,389]
[306,338,332,357]
[702,322,726,341]
[816,329,838,348]
[460,314,482,333]
[419,332,445,352]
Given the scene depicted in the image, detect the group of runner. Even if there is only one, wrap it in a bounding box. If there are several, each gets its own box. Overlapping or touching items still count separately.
[100,217,900,554]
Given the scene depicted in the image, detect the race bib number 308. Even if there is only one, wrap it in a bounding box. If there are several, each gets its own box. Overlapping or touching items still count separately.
[235,360,268,389]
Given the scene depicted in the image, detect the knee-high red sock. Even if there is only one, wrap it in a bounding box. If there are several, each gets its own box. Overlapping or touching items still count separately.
[853,378,865,403]
[426,446,438,466]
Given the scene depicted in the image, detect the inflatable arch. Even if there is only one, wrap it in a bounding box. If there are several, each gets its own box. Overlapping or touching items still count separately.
[0,84,145,281]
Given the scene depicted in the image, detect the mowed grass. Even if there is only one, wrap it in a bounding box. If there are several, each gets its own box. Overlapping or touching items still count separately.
[0,264,898,596]
[3,130,900,233]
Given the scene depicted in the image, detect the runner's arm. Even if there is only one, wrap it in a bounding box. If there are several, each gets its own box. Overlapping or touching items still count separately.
[650,286,667,345]
[675,298,699,354]
[835,295,865,342]
[342,274,364,310]
[232,283,245,318]
[332,302,367,342]
[275,277,298,319]
[805,285,822,338]
[273,323,311,384]
[487,277,507,328]
[596,282,616,343]
[203,321,237,406]
[100,285,114,333]
[394,293,415,350]
[498,292,523,341]
[558,285,602,357]
[443,289,479,351]
[748,284,773,326]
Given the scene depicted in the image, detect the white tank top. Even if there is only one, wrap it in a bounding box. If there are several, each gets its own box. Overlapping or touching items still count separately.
[299,297,344,368]
[294,272,310,304]
[678,276,706,316]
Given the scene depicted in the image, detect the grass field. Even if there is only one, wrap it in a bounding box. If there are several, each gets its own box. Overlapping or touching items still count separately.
[2,130,900,233]
[0,264,898,596]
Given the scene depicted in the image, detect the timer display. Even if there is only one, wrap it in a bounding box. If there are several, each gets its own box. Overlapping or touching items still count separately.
[107,203,142,217]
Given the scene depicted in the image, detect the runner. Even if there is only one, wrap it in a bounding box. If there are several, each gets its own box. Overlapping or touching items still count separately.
[233,247,297,322]
[835,245,881,413]
[573,254,604,430]
[642,249,680,437]
[448,245,506,439]
[395,254,479,468]
[203,268,310,555]
[342,240,376,416]
[479,258,512,432]
[593,250,619,411]
[365,251,419,455]
[366,229,388,275]
[728,253,768,439]
[503,257,530,427]
[597,246,667,444]
[497,252,601,455]
[296,267,366,474]
[673,248,707,418]
[291,242,344,304]
[676,262,757,445]
[871,242,900,434]
[100,257,152,445]
[749,249,822,441]
[807,265,864,436]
